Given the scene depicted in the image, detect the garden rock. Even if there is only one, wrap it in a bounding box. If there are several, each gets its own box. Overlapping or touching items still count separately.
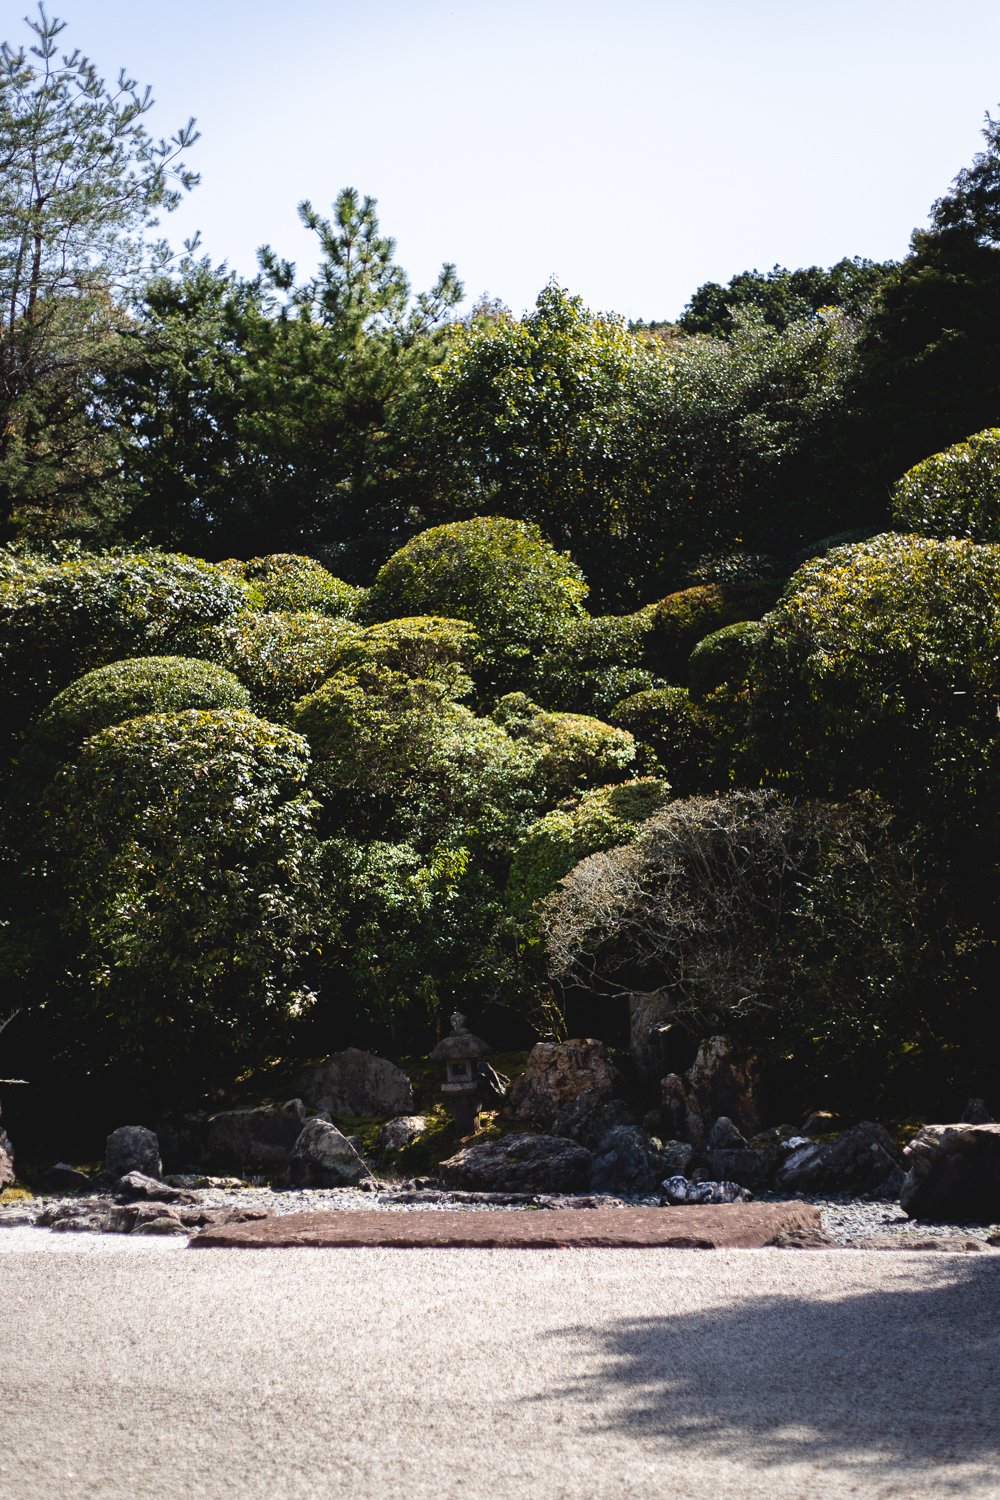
[661,1174,753,1205]
[296,1049,413,1118]
[115,1171,191,1202]
[589,1124,668,1195]
[203,1099,308,1174]
[288,1118,375,1188]
[439,1133,592,1193]
[708,1145,776,1189]
[0,1125,15,1187]
[658,1037,761,1149]
[660,1139,695,1177]
[774,1121,901,1197]
[505,1039,621,1131]
[104,1124,161,1181]
[900,1122,1000,1222]
[708,1116,746,1149]
[379,1115,429,1152]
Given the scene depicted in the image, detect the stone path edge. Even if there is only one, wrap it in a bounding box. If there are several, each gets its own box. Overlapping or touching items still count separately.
[189,1202,822,1250]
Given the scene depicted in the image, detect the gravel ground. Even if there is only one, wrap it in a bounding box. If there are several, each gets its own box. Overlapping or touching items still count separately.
[2,1184,999,1245]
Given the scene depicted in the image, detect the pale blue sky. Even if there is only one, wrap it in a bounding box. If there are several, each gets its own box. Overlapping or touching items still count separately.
[11,0,1000,318]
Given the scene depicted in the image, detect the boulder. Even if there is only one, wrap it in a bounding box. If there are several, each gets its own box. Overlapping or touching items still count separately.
[707,1146,777,1190]
[660,1139,695,1177]
[104,1125,161,1181]
[439,1133,592,1194]
[115,1171,191,1203]
[379,1115,429,1153]
[296,1049,413,1118]
[774,1121,902,1197]
[707,1116,747,1150]
[658,1037,761,1149]
[203,1099,308,1175]
[0,1125,15,1188]
[505,1040,621,1131]
[589,1124,669,1196]
[661,1175,753,1205]
[288,1119,375,1188]
[900,1123,1000,1223]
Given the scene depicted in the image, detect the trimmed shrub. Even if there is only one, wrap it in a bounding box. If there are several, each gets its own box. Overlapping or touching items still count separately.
[520,709,636,796]
[608,686,723,793]
[688,620,764,701]
[26,656,250,782]
[361,517,587,694]
[891,428,1000,542]
[532,610,656,715]
[0,551,251,736]
[747,533,1000,821]
[329,616,481,698]
[221,554,364,617]
[198,611,361,715]
[37,709,321,1080]
[506,779,670,916]
[645,581,782,681]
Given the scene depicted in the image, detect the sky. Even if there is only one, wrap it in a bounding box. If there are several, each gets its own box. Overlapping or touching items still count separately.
[9,0,1000,320]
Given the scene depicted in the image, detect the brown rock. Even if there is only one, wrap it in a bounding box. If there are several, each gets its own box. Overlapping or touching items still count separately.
[505,1040,621,1131]
[190,1201,823,1250]
[439,1134,592,1194]
[900,1123,1000,1223]
[203,1099,309,1175]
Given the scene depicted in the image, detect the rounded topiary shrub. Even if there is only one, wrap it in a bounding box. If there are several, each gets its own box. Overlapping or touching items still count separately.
[330,616,481,697]
[198,611,362,715]
[26,656,251,782]
[645,581,781,682]
[688,620,764,702]
[221,554,364,617]
[0,551,251,736]
[520,709,636,796]
[891,428,1000,542]
[361,517,587,695]
[608,686,723,793]
[532,610,656,715]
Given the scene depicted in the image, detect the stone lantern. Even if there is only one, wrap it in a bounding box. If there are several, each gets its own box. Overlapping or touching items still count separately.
[430,1012,491,1137]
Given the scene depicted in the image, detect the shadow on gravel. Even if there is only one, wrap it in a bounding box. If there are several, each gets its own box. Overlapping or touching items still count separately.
[535,1258,1000,1490]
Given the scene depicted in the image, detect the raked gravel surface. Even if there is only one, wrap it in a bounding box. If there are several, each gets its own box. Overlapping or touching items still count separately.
[1,1231,999,1500]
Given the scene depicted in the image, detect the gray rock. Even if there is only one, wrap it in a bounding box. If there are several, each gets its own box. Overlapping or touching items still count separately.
[708,1146,776,1189]
[900,1123,1000,1223]
[661,1175,753,1205]
[104,1124,161,1181]
[589,1124,668,1196]
[296,1049,413,1118]
[659,1139,695,1177]
[708,1116,747,1150]
[115,1171,189,1202]
[203,1099,308,1174]
[0,1125,15,1187]
[439,1133,593,1194]
[379,1115,429,1152]
[774,1121,901,1197]
[505,1040,621,1131]
[131,1215,189,1235]
[658,1037,761,1149]
[288,1118,375,1188]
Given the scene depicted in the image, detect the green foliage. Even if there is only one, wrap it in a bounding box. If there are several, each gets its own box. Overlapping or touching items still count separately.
[891,428,1000,541]
[688,620,764,702]
[645,581,780,681]
[293,665,529,850]
[748,533,1000,826]
[0,551,251,736]
[532,610,656,715]
[329,615,480,697]
[608,686,724,794]
[679,258,894,336]
[506,779,670,916]
[198,611,361,716]
[222,554,364,616]
[35,709,321,1080]
[520,709,636,797]
[363,516,587,695]
[422,284,671,594]
[26,655,250,782]
[0,6,198,537]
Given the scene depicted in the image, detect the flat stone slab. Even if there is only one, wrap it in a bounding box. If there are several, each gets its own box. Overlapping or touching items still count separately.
[189,1202,821,1250]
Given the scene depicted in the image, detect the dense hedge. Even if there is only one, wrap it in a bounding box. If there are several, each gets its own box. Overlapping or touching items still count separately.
[891,428,1000,542]
[220,553,365,617]
[198,611,361,714]
[688,620,764,701]
[644,580,781,681]
[608,685,723,792]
